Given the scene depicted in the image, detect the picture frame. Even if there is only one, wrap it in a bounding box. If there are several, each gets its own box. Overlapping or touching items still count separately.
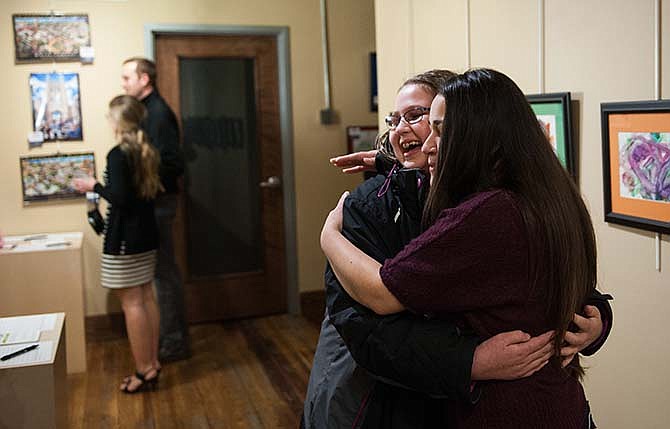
[20,152,96,204]
[370,52,378,112]
[526,92,575,176]
[30,72,83,141]
[601,100,670,233]
[13,14,90,62]
[347,126,378,154]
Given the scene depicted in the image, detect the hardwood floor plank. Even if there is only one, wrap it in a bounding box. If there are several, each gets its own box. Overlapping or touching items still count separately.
[68,314,319,429]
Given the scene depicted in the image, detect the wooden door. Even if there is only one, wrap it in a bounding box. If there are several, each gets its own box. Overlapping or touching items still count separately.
[155,34,286,322]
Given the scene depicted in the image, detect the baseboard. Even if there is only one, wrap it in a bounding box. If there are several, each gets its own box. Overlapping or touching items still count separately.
[300,290,325,327]
[86,292,325,339]
[86,312,126,342]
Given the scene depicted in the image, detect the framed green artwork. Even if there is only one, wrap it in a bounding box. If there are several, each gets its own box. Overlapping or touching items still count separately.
[526,92,575,177]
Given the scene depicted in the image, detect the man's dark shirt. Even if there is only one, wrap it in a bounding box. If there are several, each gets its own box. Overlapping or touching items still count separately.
[141,90,184,194]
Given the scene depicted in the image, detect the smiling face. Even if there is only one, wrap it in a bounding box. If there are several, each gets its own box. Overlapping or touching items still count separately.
[422,94,446,185]
[389,84,434,170]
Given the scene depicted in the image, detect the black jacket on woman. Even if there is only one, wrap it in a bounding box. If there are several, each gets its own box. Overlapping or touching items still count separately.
[94,145,158,255]
[303,166,480,429]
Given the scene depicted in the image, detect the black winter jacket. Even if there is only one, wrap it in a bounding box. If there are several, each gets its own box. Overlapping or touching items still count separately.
[303,166,480,429]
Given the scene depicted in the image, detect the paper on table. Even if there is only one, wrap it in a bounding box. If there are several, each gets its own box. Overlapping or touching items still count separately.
[0,314,57,345]
[0,341,53,367]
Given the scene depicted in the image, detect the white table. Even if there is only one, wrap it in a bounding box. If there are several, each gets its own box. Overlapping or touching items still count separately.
[0,232,86,373]
[0,312,67,429]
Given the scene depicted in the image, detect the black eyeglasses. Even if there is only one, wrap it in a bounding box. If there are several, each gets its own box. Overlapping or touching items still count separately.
[384,106,430,129]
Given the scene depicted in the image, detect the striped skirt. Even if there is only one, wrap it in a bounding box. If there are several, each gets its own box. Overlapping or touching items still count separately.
[101,250,157,289]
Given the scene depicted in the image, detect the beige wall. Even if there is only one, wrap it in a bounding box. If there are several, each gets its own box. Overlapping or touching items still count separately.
[376,0,670,427]
[0,0,376,314]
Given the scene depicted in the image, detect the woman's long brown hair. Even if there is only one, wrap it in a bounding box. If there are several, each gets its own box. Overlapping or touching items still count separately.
[423,69,597,379]
[108,95,162,199]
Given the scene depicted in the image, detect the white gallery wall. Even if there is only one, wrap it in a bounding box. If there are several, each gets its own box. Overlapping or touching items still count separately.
[376,0,670,427]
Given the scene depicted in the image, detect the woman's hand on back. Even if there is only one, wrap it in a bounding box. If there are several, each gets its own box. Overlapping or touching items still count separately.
[330,150,378,174]
[471,330,554,381]
[560,305,603,367]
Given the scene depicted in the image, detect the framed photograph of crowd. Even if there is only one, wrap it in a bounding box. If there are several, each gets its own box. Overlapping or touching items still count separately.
[526,92,575,176]
[13,14,90,62]
[601,100,670,233]
[20,152,96,204]
[30,72,83,141]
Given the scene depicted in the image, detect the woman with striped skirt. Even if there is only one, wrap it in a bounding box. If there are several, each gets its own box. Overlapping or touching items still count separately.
[75,95,162,393]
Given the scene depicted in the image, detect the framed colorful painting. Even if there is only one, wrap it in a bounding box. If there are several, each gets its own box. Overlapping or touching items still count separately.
[20,152,96,204]
[29,72,83,141]
[13,14,90,62]
[526,92,575,176]
[601,100,670,233]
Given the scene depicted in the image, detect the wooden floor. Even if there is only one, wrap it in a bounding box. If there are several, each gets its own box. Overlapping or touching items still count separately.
[68,314,319,429]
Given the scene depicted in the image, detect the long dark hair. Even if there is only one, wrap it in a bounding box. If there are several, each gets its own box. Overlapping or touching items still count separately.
[108,95,162,199]
[423,69,597,378]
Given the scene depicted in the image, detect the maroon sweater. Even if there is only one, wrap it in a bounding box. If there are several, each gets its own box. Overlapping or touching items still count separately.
[380,189,587,429]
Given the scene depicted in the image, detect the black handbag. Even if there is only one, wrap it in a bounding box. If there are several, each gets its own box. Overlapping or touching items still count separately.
[86,192,105,235]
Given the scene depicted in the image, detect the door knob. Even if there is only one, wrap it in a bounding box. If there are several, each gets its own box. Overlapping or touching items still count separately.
[259,176,281,188]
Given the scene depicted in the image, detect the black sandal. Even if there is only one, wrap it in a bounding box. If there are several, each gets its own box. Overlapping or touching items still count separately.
[121,368,159,394]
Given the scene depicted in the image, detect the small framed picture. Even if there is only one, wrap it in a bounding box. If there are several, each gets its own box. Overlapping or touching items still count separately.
[30,72,83,141]
[526,92,575,176]
[370,52,378,112]
[347,126,378,154]
[13,14,91,62]
[601,100,670,233]
[20,152,96,204]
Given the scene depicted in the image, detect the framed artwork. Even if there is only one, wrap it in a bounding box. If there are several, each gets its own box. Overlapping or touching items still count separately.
[601,100,670,233]
[526,92,575,176]
[20,152,96,204]
[347,126,378,154]
[13,14,90,62]
[30,72,83,141]
[370,52,378,112]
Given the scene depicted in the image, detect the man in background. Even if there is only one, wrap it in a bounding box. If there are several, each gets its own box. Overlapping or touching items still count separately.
[121,57,190,362]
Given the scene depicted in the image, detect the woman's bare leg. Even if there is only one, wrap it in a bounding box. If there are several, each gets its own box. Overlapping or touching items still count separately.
[117,283,156,390]
[142,282,161,370]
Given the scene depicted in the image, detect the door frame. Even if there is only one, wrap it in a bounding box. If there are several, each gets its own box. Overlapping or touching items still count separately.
[144,23,299,315]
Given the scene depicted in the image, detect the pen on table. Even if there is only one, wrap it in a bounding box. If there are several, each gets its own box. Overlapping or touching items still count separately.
[23,234,48,241]
[46,241,71,248]
[1,344,39,361]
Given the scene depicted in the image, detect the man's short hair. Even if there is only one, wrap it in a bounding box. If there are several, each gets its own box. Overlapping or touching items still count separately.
[123,57,157,87]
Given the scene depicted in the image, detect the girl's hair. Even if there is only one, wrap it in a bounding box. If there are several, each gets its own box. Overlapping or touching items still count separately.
[108,95,162,199]
[377,69,457,161]
[423,68,596,379]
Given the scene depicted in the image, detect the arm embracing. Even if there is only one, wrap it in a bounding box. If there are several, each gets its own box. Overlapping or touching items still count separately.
[320,192,404,315]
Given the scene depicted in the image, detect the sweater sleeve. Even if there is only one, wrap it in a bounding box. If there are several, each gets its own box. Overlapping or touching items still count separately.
[380,191,529,316]
[94,148,131,208]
